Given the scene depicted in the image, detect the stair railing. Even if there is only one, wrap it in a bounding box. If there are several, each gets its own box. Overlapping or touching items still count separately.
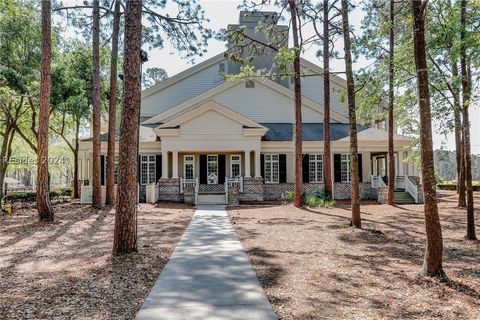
[371,175,387,188]
[405,175,419,203]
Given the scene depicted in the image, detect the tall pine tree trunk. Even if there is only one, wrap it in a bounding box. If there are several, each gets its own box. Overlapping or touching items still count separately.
[37,0,54,222]
[341,0,361,228]
[106,0,121,206]
[387,0,395,206]
[288,0,303,207]
[323,0,332,198]
[460,0,476,240]
[113,0,142,255]
[412,0,445,277]
[73,117,80,198]
[451,60,466,207]
[91,0,102,208]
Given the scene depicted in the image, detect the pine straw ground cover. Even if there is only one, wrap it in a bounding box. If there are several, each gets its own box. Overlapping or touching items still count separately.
[0,202,194,320]
[228,190,480,320]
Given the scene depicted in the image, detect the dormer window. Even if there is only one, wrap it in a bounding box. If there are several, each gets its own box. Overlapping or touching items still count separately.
[246,80,255,88]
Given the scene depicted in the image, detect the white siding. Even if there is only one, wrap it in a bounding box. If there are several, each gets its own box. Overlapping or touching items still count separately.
[142,62,225,117]
[180,110,244,140]
[212,82,324,123]
[295,76,348,117]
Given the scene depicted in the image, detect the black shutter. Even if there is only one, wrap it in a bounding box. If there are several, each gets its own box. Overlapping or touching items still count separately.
[101,155,105,186]
[260,154,265,180]
[218,154,226,184]
[358,154,363,182]
[137,155,141,185]
[334,154,341,182]
[302,154,310,183]
[279,154,287,183]
[200,155,207,184]
[155,155,162,182]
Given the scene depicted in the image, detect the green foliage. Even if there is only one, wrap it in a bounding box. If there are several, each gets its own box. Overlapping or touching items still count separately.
[437,183,480,191]
[4,189,71,203]
[143,67,168,89]
[283,190,334,208]
[302,191,335,208]
[434,149,480,181]
[284,191,295,203]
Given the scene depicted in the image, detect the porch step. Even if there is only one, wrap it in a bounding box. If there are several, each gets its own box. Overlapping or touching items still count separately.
[394,191,416,205]
[197,194,226,205]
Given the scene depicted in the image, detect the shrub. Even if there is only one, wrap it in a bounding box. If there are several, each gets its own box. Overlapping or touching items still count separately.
[3,190,70,203]
[437,183,480,191]
[284,191,295,203]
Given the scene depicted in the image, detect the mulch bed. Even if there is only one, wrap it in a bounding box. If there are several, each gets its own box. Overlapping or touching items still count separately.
[0,201,195,320]
[228,190,480,320]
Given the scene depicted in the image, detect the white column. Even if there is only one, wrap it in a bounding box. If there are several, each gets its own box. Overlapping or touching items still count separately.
[255,150,261,178]
[172,151,179,178]
[162,151,169,178]
[244,151,251,177]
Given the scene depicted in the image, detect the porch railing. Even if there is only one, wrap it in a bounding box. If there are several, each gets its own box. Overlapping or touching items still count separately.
[395,176,406,190]
[405,175,419,203]
[194,178,199,205]
[226,177,244,192]
[371,175,387,189]
[180,177,198,193]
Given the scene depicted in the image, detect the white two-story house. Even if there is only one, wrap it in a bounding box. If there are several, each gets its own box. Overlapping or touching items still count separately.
[78,11,420,205]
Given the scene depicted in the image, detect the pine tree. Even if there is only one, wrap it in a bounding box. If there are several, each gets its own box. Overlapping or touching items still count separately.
[37,0,55,222]
[113,0,143,255]
[412,0,445,278]
[341,0,361,227]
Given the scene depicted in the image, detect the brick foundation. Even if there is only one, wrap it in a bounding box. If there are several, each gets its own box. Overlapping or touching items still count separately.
[158,178,183,202]
[263,183,324,201]
[184,188,195,205]
[228,188,239,206]
[333,182,375,200]
[239,177,264,202]
[377,187,389,204]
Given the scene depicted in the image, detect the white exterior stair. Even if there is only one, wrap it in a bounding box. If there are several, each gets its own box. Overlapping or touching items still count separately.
[197,194,226,205]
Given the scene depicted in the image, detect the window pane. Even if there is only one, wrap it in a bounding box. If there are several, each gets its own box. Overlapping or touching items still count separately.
[185,163,194,179]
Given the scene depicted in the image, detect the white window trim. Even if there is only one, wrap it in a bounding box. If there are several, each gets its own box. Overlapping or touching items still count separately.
[264,154,279,184]
[184,155,195,179]
[309,154,324,183]
[230,154,242,178]
[140,154,156,185]
[341,153,351,183]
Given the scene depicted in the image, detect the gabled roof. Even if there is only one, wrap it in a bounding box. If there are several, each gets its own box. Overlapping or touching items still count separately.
[300,57,347,87]
[261,123,367,141]
[143,78,349,125]
[338,127,414,142]
[157,100,266,130]
[141,52,226,100]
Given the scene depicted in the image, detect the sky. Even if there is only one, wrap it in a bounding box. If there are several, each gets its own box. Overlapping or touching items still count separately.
[60,0,480,154]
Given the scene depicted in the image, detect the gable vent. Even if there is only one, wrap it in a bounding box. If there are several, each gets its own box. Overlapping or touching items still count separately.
[245,80,255,88]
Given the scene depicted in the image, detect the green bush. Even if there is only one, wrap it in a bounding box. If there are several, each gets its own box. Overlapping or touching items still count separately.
[283,190,335,208]
[284,191,295,203]
[437,183,480,191]
[3,190,70,203]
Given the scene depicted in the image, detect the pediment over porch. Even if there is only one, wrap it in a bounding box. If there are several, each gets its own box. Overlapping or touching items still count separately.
[153,100,268,144]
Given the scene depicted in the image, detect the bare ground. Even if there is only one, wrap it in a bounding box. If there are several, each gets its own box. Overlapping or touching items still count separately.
[228,190,480,320]
[0,202,195,320]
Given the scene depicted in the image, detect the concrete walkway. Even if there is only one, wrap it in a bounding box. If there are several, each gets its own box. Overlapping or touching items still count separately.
[136,205,277,320]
